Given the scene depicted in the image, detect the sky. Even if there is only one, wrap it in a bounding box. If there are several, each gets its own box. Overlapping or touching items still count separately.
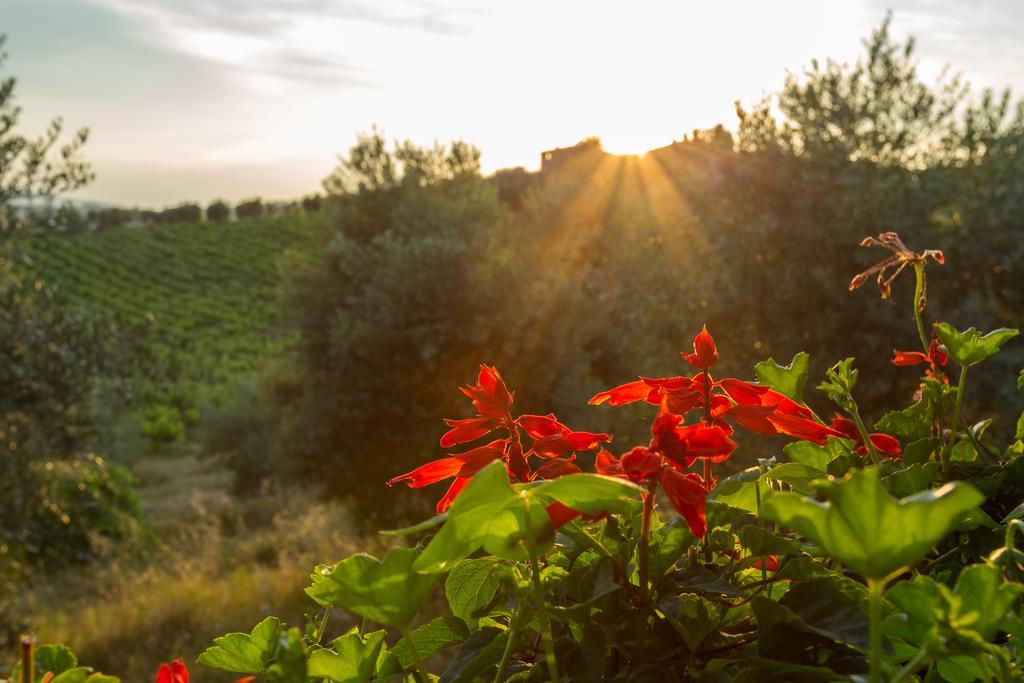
[2,0,1023,207]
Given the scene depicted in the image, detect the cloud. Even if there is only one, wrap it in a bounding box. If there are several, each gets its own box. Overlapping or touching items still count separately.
[864,1,1024,88]
[88,0,486,87]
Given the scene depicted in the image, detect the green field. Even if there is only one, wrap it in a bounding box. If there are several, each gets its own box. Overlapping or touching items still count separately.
[14,213,320,439]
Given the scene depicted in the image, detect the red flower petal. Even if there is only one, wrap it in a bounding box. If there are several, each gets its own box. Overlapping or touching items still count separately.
[387,458,463,489]
[682,324,719,370]
[726,403,778,436]
[869,432,901,455]
[678,424,737,462]
[589,380,657,406]
[546,501,582,529]
[440,416,497,447]
[453,440,507,477]
[891,350,930,366]
[929,339,948,366]
[436,476,471,513]
[717,377,771,406]
[564,430,613,451]
[534,457,582,480]
[660,469,708,538]
[506,438,531,482]
[156,660,188,683]
[460,364,514,419]
[758,388,815,419]
[650,402,693,467]
[752,555,780,572]
[829,414,860,440]
[621,446,662,480]
[517,413,562,439]
[768,413,842,445]
[595,448,624,476]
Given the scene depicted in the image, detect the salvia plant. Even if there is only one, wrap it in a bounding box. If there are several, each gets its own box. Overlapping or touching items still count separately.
[10,233,1024,682]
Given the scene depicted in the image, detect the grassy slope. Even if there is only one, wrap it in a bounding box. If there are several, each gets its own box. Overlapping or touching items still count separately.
[18,213,318,410]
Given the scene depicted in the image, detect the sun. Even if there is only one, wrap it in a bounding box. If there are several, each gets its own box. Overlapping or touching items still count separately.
[599,129,677,157]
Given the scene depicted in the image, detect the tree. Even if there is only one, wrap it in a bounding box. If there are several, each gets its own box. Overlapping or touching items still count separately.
[0,35,92,218]
[301,193,322,212]
[280,130,502,519]
[206,199,230,223]
[235,197,264,220]
[0,36,140,604]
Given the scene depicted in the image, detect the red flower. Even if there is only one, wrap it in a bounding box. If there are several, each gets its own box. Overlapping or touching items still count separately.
[682,324,719,370]
[892,336,949,385]
[389,365,609,513]
[660,469,708,538]
[593,401,721,538]
[752,555,781,572]
[590,326,839,446]
[156,661,188,683]
[830,414,901,458]
[519,413,611,459]
[460,365,514,420]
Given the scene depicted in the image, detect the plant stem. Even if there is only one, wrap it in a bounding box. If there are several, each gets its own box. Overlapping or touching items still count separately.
[401,627,429,683]
[913,264,930,353]
[953,365,996,465]
[849,405,881,466]
[493,603,525,683]
[868,578,884,683]
[638,483,657,605]
[529,552,561,683]
[892,648,931,683]
[20,636,33,683]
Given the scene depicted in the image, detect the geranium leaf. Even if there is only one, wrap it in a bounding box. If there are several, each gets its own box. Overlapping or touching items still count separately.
[197,616,281,675]
[413,462,519,573]
[307,547,439,629]
[390,617,470,667]
[760,466,983,581]
[529,473,644,515]
[445,559,502,623]
[755,351,810,402]
[933,322,1019,367]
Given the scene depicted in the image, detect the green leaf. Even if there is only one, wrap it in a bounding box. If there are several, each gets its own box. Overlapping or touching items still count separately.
[308,628,400,683]
[953,564,1024,641]
[439,627,507,683]
[881,462,939,497]
[767,462,826,495]
[933,322,1019,367]
[531,473,644,515]
[381,514,446,537]
[760,466,984,581]
[307,547,439,629]
[391,617,471,667]
[739,525,802,557]
[50,671,120,683]
[413,462,519,574]
[659,594,718,652]
[197,616,281,675]
[783,440,835,472]
[902,437,940,466]
[445,559,502,623]
[265,628,307,683]
[779,576,869,650]
[709,466,762,513]
[875,400,932,442]
[755,351,810,402]
[36,645,77,677]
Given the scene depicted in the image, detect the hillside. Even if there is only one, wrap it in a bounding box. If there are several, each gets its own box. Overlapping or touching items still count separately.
[14,213,320,440]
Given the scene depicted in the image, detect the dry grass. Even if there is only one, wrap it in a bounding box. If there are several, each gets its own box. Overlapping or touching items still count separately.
[10,453,378,682]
